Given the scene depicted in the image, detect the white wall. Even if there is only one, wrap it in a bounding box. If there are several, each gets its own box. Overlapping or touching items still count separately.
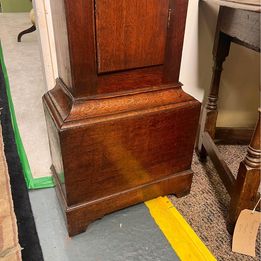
[181,0,260,127]
[33,0,58,91]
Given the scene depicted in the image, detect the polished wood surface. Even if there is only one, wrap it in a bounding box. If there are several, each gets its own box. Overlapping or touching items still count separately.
[162,0,189,83]
[44,82,200,206]
[53,166,194,236]
[197,5,260,229]
[43,0,200,236]
[96,0,169,73]
[50,0,189,97]
[97,66,164,94]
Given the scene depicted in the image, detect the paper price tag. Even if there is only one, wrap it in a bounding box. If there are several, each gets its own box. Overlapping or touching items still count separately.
[232,209,261,257]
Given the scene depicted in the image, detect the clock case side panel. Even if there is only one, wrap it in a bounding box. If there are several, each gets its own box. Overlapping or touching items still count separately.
[162,0,189,84]
[51,0,98,98]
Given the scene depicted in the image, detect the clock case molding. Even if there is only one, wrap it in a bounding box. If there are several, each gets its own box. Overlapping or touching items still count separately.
[43,0,201,236]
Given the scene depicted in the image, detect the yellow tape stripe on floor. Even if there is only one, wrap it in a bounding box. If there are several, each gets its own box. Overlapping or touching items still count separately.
[145,196,216,261]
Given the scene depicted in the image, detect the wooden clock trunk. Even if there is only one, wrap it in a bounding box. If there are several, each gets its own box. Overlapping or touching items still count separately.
[43,0,200,236]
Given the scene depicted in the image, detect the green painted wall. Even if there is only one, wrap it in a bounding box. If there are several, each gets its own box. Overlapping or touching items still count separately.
[1,0,32,12]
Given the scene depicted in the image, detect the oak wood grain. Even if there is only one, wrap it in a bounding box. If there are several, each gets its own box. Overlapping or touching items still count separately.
[96,0,169,73]
[53,166,193,236]
[162,0,189,83]
[64,0,97,97]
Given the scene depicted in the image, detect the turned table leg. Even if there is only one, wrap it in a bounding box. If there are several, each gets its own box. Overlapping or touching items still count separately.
[229,110,261,226]
[197,33,231,161]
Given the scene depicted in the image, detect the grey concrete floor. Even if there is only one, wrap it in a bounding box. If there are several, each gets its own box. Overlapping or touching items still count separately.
[29,188,180,261]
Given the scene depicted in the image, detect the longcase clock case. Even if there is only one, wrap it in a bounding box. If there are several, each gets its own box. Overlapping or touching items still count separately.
[43,0,200,236]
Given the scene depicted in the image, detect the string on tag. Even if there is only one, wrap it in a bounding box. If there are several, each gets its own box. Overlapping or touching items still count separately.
[251,197,261,214]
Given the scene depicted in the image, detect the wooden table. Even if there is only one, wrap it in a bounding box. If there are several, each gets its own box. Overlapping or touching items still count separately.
[198,0,260,228]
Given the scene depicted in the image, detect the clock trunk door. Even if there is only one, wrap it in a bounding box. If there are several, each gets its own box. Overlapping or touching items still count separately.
[95,0,170,74]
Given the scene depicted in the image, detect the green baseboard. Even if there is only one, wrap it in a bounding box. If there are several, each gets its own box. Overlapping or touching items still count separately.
[0,42,54,189]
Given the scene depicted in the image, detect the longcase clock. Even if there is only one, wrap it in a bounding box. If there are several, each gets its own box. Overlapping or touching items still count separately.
[43,0,200,236]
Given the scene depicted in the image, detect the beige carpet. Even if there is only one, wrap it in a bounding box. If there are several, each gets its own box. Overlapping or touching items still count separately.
[0,126,21,261]
[170,145,260,261]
